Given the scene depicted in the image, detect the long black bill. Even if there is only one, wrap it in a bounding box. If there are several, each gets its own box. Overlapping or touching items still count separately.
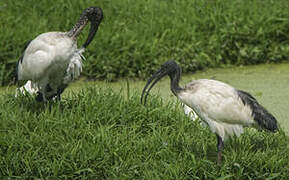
[82,21,101,48]
[141,69,167,105]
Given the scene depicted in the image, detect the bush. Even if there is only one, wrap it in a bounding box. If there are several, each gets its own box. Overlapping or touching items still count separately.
[0,0,289,85]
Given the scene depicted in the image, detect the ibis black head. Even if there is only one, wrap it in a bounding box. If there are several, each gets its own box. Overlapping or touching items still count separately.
[82,7,103,48]
[141,60,181,105]
[83,7,103,22]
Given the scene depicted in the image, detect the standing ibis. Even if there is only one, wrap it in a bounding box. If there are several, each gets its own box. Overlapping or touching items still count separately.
[16,7,103,101]
[141,60,278,164]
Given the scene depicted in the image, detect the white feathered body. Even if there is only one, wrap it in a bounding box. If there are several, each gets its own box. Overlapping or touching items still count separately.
[183,104,208,128]
[178,79,257,141]
[17,32,84,97]
[183,104,198,121]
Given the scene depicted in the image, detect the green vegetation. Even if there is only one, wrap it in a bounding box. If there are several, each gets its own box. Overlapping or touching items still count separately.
[1,0,289,85]
[3,63,288,133]
[0,88,289,179]
[1,0,289,178]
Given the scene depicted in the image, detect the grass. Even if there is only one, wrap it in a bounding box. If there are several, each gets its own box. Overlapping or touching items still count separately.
[2,62,289,133]
[1,0,289,85]
[1,64,289,178]
[6,62,286,133]
[0,87,289,179]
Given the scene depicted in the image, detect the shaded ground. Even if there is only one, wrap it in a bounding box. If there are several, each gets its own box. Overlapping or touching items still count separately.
[1,63,289,133]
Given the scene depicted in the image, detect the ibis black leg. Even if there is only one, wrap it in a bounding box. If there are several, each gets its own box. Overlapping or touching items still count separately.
[35,91,43,102]
[35,91,47,102]
[56,88,62,101]
[216,134,224,165]
[56,84,67,102]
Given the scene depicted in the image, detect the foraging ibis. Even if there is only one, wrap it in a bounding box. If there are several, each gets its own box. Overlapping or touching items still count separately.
[141,60,278,164]
[16,7,103,101]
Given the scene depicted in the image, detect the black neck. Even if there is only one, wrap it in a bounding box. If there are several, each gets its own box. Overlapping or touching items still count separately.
[67,15,88,38]
[169,67,183,96]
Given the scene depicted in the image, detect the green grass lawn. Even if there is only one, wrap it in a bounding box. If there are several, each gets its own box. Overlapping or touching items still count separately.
[1,0,289,85]
[1,64,289,178]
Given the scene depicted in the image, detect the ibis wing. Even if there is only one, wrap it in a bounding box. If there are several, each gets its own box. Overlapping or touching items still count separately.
[180,79,255,126]
[16,40,32,82]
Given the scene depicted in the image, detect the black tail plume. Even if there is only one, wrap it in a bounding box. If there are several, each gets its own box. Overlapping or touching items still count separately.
[237,90,278,132]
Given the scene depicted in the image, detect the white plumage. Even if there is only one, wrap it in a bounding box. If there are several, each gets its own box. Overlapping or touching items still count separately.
[17,43,85,99]
[63,48,85,85]
[179,79,253,141]
[16,7,103,101]
[17,33,82,98]
[183,104,198,121]
[183,104,209,128]
[142,60,278,165]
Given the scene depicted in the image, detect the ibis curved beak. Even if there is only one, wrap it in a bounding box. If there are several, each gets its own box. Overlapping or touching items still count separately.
[82,21,101,48]
[82,8,103,48]
[141,68,168,105]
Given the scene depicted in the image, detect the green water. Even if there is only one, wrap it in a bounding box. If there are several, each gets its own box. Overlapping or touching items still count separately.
[2,63,289,133]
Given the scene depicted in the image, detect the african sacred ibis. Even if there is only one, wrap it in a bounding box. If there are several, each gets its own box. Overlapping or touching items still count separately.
[16,7,103,101]
[141,60,278,165]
